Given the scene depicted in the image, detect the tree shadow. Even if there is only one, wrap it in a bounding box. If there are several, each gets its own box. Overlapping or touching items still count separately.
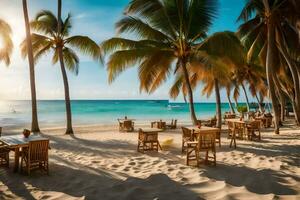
[201,163,299,195]
[1,159,202,200]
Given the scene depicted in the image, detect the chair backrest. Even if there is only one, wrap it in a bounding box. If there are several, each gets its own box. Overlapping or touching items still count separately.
[123,120,133,128]
[211,118,217,127]
[28,140,49,162]
[138,129,157,142]
[197,132,216,150]
[173,119,177,127]
[181,127,193,140]
[249,120,261,129]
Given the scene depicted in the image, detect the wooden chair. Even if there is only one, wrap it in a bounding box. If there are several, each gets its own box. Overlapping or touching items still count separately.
[265,114,273,128]
[186,132,216,166]
[137,129,161,153]
[181,127,193,153]
[21,140,49,175]
[235,122,246,139]
[0,141,9,168]
[246,120,261,141]
[166,119,177,129]
[204,118,217,127]
[151,121,166,130]
[119,120,134,132]
[228,121,237,148]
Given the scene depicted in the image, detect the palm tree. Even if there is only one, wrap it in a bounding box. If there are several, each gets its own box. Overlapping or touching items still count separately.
[20,10,101,134]
[170,31,246,128]
[22,0,40,132]
[238,0,300,133]
[101,0,218,125]
[0,19,13,66]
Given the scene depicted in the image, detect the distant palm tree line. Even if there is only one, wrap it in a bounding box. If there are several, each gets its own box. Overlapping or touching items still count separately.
[0,0,299,134]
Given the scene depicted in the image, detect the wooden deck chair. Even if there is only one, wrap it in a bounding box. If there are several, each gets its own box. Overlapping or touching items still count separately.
[137,129,161,153]
[228,121,237,149]
[166,119,177,129]
[181,127,193,153]
[21,140,49,175]
[0,143,9,168]
[186,132,216,166]
[246,120,261,141]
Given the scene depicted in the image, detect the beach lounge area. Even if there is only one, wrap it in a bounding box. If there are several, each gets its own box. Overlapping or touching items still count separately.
[0,117,299,199]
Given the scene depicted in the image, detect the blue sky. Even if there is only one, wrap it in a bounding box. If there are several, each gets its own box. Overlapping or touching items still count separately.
[0,0,252,102]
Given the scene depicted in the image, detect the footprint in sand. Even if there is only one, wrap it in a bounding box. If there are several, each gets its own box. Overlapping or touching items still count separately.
[128,162,136,166]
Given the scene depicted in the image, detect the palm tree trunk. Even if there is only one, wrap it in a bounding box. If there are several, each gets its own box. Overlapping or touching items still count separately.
[277,30,300,120]
[241,83,250,111]
[214,79,222,128]
[181,59,197,125]
[58,0,73,134]
[255,93,263,112]
[22,0,40,132]
[279,93,285,122]
[265,17,280,134]
[226,88,235,113]
[234,98,239,111]
[58,48,73,134]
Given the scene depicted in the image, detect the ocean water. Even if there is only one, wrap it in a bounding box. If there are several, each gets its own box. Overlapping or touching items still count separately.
[0,100,237,128]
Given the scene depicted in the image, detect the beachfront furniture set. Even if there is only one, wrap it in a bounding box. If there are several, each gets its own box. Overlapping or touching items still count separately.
[118,118,135,132]
[137,128,162,153]
[118,117,177,132]
[226,118,261,149]
[0,129,50,175]
[183,126,219,166]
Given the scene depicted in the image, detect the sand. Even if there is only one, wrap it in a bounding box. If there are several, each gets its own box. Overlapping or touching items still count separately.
[0,121,299,200]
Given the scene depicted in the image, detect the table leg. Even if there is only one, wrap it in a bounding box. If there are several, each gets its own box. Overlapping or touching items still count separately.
[14,147,20,173]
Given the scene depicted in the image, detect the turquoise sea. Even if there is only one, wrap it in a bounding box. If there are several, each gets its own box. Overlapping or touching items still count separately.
[0,100,239,128]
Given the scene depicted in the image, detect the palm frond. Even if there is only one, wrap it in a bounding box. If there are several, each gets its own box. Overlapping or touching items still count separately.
[65,35,102,62]
[0,19,13,66]
[125,0,177,39]
[107,48,161,83]
[62,13,72,37]
[63,47,80,75]
[138,50,174,93]
[116,16,171,41]
[187,0,218,40]
[31,10,58,36]
[169,75,184,99]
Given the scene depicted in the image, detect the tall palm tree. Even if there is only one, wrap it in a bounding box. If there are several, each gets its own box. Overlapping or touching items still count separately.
[238,0,300,133]
[101,0,218,125]
[170,31,246,128]
[22,0,40,132]
[21,10,101,134]
[0,19,13,66]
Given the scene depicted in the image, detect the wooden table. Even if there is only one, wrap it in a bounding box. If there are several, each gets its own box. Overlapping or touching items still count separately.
[0,134,49,172]
[137,128,163,152]
[151,121,166,129]
[225,119,254,148]
[184,126,220,139]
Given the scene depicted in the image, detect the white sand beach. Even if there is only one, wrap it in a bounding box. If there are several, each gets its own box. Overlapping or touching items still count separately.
[0,121,299,200]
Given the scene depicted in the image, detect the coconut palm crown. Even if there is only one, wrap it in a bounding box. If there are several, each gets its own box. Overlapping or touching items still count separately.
[20,10,101,134]
[21,10,101,74]
[102,0,218,124]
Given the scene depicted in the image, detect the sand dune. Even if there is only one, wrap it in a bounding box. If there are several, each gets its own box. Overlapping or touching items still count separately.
[0,122,299,200]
